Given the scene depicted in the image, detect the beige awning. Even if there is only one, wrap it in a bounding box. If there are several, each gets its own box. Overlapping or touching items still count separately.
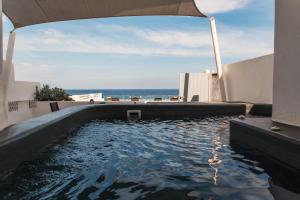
[3,0,205,29]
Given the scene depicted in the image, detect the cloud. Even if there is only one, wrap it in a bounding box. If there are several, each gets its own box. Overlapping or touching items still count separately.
[135,30,212,48]
[14,24,273,59]
[14,62,58,83]
[12,23,274,88]
[218,28,273,58]
[195,0,249,15]
[15,28,212,57]
[3,15,9,23]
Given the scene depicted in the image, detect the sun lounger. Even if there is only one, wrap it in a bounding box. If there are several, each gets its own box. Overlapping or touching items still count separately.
[106,96,120,101]
[112,98,120,101]
[170,96,179,101]
[131,96,140,102]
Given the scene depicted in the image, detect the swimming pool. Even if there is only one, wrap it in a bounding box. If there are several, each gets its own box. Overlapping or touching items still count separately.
[0,117,299,200]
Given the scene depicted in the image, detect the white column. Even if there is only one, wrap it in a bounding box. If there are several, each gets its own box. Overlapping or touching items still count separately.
[5,32,16,64]
[0,0,6,130]
[0,0,2,76]
[3,32,16,96]
[210,17,222,78]
[0,31,16,130]
[209,17,227,101]
[272,0,300,127]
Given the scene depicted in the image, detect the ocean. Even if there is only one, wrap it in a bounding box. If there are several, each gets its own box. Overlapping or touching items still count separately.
[66,89,179,100]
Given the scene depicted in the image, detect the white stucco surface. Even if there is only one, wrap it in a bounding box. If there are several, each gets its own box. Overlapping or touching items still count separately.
[32,101,92,118]
[272,0,300,127]
[223,54,274,104]
[180,54,274,104]
[0,34,40,130]
[179,72,210,102]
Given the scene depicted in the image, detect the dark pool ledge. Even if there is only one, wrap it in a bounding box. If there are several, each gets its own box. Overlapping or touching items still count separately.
[0,105,95,146]
[0,103,245,173]
[0,105,98,174]
[230,117,300,174]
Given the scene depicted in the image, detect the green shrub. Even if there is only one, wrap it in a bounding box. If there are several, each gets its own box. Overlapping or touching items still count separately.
[34,84,72,101]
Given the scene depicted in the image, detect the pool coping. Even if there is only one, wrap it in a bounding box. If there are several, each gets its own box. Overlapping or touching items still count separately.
[230,117,300,174]
[0,105,94,147]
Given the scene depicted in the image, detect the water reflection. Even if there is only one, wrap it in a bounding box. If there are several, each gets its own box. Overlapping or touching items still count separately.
[208,133,222,185]
[0,117,299,200]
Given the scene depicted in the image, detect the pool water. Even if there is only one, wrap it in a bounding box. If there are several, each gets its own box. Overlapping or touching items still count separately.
[0,117,298,200]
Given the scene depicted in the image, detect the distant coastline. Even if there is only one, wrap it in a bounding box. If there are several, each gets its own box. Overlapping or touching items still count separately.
[66,89,179,100]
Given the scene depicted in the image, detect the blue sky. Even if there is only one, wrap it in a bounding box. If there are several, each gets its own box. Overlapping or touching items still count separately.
[3,0,274,89]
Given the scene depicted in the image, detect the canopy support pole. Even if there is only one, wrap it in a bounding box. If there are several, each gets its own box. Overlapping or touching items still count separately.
[209,17,227,101]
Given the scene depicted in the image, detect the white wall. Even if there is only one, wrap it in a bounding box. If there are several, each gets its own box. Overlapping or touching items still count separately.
[272,0,300,127]
[179,54,273,104]
[210,74,222,102]
[0,61,39,129]
[179,73,210,102]
[223,54,274,104]
[1,61,40,128]
[7,81,39,101]
[32,101,91,118]
[179,74,185,99]
[7,101,34,125]
[188,73,210,102]
[4,101,93,128]
[0,79,7,130]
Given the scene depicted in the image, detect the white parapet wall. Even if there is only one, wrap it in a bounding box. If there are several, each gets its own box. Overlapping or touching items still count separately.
[3,69,40,127]
[31,101,92,118]
[223,54,274,104]
[1,100,94,130]
[0,61,40,130]
[179,72,221,102]
[0,79,6,130]
[179,73,209,102]
[179,54,274,104]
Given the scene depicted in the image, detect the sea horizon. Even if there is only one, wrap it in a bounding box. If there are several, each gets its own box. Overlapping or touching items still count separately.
[66,89,179,100]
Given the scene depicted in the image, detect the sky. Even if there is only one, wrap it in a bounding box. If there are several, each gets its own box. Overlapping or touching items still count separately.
[3,0,275,89]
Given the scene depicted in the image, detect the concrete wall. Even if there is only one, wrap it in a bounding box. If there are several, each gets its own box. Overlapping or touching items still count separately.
[0,0,4,131]
[0,61,40,129]
[272,0,300,127]
[0,32,41,129]
[179,72,211,102]
[0,71,7,130]
[179,74,185,100]
[180,54,273,104]
[189,73,210,102]
[32,101,91,118]
[7,81,38,101]
[7,101,34,125]
[223,54,274,104]
[3,101,93,129]
[210,74,222,102]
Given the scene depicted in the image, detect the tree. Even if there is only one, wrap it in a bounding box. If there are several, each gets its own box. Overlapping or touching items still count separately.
[34,84,72,101]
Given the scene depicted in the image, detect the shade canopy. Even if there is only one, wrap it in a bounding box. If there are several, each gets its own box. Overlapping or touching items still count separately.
[3,0,205,28]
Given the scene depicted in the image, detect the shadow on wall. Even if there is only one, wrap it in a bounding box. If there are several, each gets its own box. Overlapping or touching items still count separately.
[191,95,199,102]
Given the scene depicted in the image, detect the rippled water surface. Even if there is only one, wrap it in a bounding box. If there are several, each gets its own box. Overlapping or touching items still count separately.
[0,117,299,200]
